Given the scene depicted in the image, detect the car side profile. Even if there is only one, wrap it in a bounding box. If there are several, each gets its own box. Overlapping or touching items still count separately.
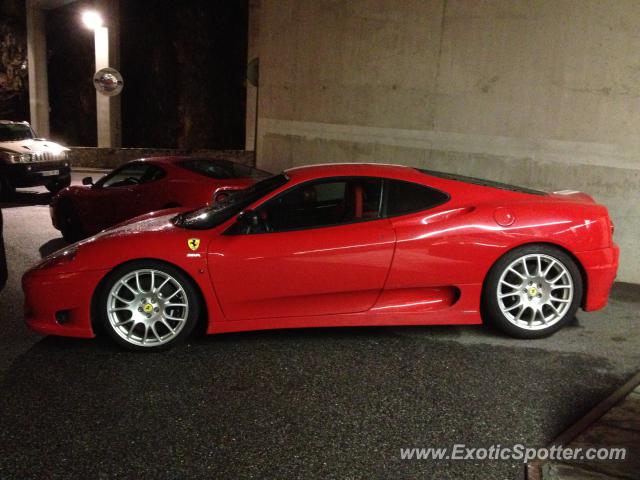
[23,163,619,350]
[49,156,270,241]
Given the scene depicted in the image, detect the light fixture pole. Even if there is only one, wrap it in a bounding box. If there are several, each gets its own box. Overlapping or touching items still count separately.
[82,10,119,148]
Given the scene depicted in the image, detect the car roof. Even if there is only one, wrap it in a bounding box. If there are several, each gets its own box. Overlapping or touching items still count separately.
[285,162,416,180]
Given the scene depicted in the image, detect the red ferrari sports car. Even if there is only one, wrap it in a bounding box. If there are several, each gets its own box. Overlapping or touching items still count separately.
[24,163,619,350]
[50,156,269,241]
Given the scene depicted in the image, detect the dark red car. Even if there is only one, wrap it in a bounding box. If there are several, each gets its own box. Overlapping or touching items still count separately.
[50,156,269,241]
[25,163,619,351]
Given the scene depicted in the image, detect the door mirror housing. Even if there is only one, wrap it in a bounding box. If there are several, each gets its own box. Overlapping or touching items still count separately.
[82,176,94,186]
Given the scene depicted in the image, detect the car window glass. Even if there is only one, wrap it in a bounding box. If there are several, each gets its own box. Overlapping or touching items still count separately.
[386,180,449,216]
[100,164,162,188]
[179,159,270,180]
[251,177,382,233]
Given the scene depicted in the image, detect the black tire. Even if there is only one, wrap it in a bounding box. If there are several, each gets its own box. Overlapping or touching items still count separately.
[482,244,583,339]
[96,260,201,351]
[46,175,71,194]
[57,200,84,242]
[0,177,15,200]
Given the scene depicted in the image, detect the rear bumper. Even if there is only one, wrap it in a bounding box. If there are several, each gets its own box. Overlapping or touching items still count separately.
[1,161,71,188]
[576,244,620,311]
[22,268,108,338]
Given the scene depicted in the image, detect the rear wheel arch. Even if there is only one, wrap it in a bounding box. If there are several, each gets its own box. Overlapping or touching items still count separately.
[90,257,210,337]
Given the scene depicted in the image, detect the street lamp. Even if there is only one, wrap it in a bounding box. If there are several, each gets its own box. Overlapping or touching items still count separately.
[81,10,103,30]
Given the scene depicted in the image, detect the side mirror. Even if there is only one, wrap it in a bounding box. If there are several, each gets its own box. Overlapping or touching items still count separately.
[236,209,260,227]
[82,176,94,186]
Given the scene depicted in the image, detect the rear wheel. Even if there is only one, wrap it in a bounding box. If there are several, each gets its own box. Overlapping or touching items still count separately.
[97,260,200,351]
[483,245,582,338]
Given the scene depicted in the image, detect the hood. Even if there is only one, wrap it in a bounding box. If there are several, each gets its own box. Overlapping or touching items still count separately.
[89,211,183,242]
[0,138,69,155]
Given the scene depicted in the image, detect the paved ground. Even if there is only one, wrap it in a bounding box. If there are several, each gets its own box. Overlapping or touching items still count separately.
[0,173,638,480]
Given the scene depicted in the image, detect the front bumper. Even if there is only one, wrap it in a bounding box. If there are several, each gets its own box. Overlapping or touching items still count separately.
[576,244,620,311]
[22,268,109,338]
[1,161,71,188]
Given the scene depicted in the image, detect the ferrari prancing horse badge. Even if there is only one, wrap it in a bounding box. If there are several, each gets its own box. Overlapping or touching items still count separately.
[187,238,200,251]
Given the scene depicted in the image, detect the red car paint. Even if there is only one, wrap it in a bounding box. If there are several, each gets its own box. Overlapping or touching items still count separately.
[49,156,265,237]
[24,163,619,339]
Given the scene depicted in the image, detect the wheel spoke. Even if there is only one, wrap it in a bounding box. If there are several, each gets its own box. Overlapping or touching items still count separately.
[165,303,187,308]
[155,277,170,293]
[151,323,162,342]
[551,297,570,303]
[113,293,133,304]
[165,314,186,322]
[141,324,149,345]
[521,258,530,277]
[536,255,542,276]
[135,271,143,293]
[551,285,571,290]
[543,260,556,278]
[500,279,521,290]
[121,281,137,295]
[549,271,566,283]
[160,319,176,334]
[164,289,182,301]
[504,301,522,312]
[109,307,131,313]
[508,267,526,280]
[114,318,134,327]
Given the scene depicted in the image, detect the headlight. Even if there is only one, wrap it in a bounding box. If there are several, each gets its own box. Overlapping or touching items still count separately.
[0,151,29,163]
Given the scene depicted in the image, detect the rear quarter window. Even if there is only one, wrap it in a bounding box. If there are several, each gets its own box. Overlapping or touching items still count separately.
[386,180,449,216]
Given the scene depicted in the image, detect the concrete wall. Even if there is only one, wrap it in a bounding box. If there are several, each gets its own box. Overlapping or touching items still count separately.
[254,0,640,283]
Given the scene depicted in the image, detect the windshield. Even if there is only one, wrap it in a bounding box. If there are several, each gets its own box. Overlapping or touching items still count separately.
[173,173,289,230]
[0,123,34,142]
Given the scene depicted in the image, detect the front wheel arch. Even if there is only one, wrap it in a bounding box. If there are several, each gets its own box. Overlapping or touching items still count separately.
[90,258,209,338]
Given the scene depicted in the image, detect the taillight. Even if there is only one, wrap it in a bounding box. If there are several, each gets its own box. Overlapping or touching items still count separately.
[610,219,615,236]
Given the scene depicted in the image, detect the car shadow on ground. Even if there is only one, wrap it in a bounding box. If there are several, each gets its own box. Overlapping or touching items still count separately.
[0,190,52,209]
[39,238,69,258]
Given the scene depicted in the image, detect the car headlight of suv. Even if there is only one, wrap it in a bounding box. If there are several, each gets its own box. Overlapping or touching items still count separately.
[0,151,31,163]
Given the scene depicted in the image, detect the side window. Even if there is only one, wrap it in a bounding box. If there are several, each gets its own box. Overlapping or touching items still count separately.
[100,164,163,188]
[255,177,383,233]
[385,180,449,216]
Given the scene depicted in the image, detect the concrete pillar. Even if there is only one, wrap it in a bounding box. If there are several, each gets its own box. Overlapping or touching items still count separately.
[245,0,260,153]
[95,0,121,147]
[25,0,50,138]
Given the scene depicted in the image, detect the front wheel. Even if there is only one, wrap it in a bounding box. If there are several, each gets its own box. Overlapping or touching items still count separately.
[482,245,583,339]
[46,175,71,193]
[97,260,201,351]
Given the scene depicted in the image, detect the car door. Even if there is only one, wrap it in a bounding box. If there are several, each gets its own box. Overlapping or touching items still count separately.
[207,177,396,320]
[89,163,167,230]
